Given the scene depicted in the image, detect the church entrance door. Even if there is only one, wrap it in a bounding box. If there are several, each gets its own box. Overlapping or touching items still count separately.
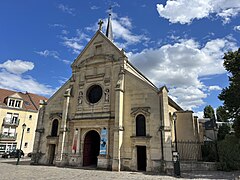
[83,130,100,166]
[137,146,146,171]
[49,144,56,164]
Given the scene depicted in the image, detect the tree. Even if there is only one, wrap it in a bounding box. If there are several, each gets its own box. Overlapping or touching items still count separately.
[204,105,216,120]
[217,124,230,141]
[219,48,240,138]
[216,106,229,122]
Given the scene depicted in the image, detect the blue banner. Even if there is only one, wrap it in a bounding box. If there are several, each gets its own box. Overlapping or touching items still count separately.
[100,128,107,155]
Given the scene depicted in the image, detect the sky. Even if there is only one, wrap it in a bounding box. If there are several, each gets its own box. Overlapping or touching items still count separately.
[0,1,240,118]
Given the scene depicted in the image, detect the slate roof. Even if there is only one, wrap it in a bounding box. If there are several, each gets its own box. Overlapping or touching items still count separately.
[0,88,48,111]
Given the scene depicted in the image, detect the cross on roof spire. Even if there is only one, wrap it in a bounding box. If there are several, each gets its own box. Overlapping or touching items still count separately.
[98,19,104,31]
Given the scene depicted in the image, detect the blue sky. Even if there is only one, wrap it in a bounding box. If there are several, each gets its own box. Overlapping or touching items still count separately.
[0,1,240,117]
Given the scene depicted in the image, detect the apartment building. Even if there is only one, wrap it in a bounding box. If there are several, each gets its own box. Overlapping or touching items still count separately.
[0,88,47,155]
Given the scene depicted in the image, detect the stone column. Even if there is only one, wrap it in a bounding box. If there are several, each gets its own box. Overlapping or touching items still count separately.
[112,66,125,171]
[159,86,173,172]
[56,88,71,166]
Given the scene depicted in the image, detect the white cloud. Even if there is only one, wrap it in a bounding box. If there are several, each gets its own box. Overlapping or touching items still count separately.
[0,60,34,75]
[169,87,207,110]
[86,13,149,49]
[49,24,65,28]
[63,41,83,54]
[234,25,240,31]
[157,0,240,24]
[62,59,72,64]
[61,30,90,54]
[208,85,222,91]
[0,60,55,96]
[61,30,69,35]
[35,50,59,59]
[91,6,100,10]
[194,111,204,118]
[58,4,75,16]
[129,37,237,110]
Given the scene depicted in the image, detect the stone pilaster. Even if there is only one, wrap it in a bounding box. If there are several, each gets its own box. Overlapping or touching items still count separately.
[112,66,125,171]
[31,100,47,164]
[56,88,71,166]
[159,86,173,172]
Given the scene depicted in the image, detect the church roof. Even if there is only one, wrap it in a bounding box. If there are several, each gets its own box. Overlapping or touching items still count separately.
[0,88,48,111]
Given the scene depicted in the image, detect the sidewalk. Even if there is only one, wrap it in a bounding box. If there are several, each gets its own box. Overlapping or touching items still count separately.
[0,158,239,179]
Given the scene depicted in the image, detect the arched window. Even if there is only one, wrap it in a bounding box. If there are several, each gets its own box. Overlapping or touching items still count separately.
[136,114,146,136]
[51,119,58,137]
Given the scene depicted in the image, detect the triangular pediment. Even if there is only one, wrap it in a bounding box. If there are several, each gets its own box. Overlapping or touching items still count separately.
[71,30,126,68]
[8,93,23,99]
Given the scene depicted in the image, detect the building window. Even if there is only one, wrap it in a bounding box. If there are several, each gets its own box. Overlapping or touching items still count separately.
[29,115,32,120]
[12,114,19,124]
[8,99,15,107]
[5,113,12,122]
[136,114,146,136]
[24,142,28,148]
[87,85,103,104]
[15,100,21,108]
[27,128,30,133]
[51,119,59,137]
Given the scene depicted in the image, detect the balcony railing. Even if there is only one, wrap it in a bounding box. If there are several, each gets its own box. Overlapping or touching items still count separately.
[2,117,19,126]
[0,133,17,141]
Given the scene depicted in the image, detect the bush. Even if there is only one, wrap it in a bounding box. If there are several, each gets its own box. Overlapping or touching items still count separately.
[217,135,240,171]
[201,141,217,162]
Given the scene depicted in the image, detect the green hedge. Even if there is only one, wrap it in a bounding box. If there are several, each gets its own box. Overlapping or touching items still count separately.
[217,135,240,171]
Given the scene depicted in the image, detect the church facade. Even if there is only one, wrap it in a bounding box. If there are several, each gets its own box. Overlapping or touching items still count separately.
[32,15,200,172]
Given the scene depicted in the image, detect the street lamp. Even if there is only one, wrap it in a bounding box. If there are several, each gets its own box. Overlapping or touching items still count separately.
[172,112,181,177]
[173,113,178,151]
[16,123,26,165]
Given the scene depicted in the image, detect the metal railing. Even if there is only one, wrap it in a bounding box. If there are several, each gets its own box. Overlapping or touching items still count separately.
[176,140,203,161]
[0,133,17,140]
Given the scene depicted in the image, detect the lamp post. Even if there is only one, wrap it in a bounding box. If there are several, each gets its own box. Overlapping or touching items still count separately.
[16,123,26,165]
[173,113,178,151]
[172,112,181,177]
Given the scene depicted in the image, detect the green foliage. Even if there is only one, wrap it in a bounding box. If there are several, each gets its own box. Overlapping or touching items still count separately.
[216,106,229,122]
[217,124,230,141]
[201,141,217,162]
[233,117,240,138]
[218,48,240,138]
[204,105,216,120]
[218,48,240,117]
[217,135,240,171]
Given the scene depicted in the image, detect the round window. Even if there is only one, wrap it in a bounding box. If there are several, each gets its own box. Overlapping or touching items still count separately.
[87,85,103,104]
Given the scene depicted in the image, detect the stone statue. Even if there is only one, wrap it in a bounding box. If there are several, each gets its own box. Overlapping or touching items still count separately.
[105,89,110,102]
[78,91,83,104]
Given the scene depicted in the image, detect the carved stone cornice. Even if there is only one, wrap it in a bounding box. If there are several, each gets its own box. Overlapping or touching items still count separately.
[49,113,62,120]
[131,107,151,117]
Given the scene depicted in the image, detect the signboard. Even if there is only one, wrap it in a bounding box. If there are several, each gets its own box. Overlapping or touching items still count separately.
[100,128,108,155]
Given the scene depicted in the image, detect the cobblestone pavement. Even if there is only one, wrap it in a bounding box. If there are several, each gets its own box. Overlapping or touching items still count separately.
[0,158,239,180]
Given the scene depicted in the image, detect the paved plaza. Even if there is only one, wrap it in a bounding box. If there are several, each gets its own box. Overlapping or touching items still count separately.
[0,158,239,180]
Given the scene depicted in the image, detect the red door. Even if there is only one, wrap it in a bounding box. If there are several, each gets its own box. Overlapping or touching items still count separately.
[83,130,100,166]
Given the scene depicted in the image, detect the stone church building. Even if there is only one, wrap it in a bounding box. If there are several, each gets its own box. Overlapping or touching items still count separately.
[32,14,200,172]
